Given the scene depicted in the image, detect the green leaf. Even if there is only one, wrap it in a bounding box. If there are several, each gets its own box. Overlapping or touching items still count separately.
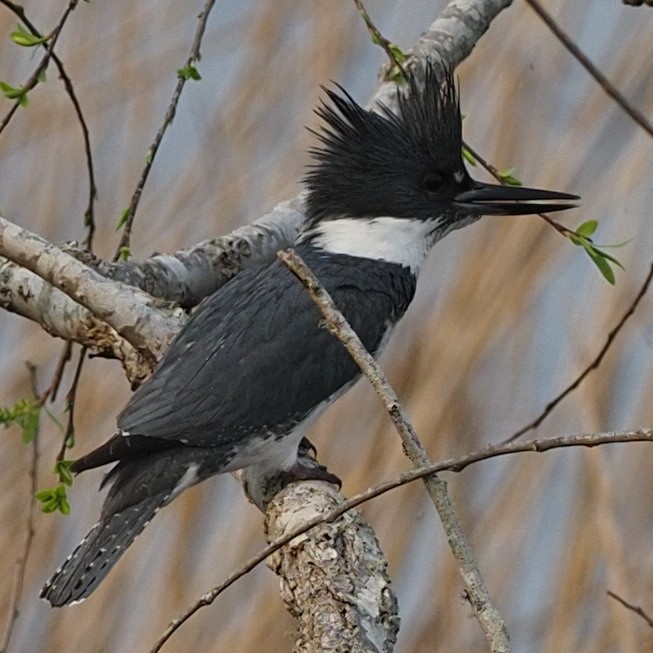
[10,24,50,47]
[59,495,71,515]
[35,483,72,515]
[569,219,626,284]
[575,220,598,238]
[497,168,521,186]
[588,249,616,285]
[118,246,131,261]
[388,43,406,62]
[54,460,75,487]
[595,248,625,270]
[115,208,130,230]
[0,398,41,443]
[177,64,201,81]
[0,81,29,106]
[462,146,477,166]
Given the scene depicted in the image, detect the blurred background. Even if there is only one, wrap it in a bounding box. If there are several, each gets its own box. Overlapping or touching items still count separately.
[1,1,652,651]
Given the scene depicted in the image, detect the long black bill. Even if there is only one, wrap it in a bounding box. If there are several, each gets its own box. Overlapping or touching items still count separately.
[454,181,580,215]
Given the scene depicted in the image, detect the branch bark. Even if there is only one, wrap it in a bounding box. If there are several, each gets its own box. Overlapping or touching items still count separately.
[265,482,399,653]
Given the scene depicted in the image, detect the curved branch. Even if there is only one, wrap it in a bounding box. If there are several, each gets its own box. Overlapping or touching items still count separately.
[78,197,306,308]
[151,427,652,652]
[0,217,183,364]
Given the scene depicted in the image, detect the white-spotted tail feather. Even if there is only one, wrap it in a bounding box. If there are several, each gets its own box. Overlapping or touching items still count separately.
[41,493,168,607]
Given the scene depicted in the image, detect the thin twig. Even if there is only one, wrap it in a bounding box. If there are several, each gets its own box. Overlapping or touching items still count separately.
[0,0,97,246]
[57,346,87,460]
[525,0,653,140]
[114,0,217,259]
[0,369,40,653]
[506,259,653,442]
[352,0,407,79]
[150,427,653,652]
[42,340,73,404]
[607,590,653,629]
[0,0,77,134]
[278,249,511,652]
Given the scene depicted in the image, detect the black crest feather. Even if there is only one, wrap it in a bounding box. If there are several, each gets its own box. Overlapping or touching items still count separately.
[304,65,464,222]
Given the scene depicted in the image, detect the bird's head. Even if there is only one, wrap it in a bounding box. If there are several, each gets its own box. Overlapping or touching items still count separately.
[303,64,578,238]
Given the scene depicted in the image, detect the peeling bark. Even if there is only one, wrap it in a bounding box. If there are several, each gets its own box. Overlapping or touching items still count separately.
[265,483,399,653]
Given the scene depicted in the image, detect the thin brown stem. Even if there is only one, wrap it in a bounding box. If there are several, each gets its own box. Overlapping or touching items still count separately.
[57,346,87,460]
[150,428,653,652]
[278,248,511,652]
[352,0,407,79]
[607,590,653,629]
[525,0,653,140]
[506,259,653,442]
[0,1,77,134]
[114,0,217,259]
[0,370,40,653]
[0,0,97,247]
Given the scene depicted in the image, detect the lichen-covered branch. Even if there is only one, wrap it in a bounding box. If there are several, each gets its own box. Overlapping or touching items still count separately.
[266,483,399,653]
[0,257,150,382]
[0,217,183,365]
[79,197,306,307]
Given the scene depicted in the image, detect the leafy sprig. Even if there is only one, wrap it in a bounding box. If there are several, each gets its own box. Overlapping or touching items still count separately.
[569,220,625,285]
[34,461,75,515]
[0,398,40,443]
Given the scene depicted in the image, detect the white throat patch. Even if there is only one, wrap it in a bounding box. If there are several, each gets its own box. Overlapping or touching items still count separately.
[304,216,441,273]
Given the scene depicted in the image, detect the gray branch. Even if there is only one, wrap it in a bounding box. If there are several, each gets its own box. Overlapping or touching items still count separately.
[265,482,399,653]
[0,217,184,382]
[78,197,306,307]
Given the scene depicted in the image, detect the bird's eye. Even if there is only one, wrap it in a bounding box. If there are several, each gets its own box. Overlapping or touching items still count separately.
[422,171,444,193]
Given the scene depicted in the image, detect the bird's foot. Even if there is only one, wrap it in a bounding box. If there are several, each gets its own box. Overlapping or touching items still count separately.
[240,438,341,511]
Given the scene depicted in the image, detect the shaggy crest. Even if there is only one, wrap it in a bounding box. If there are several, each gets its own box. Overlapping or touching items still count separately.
[304,65,465,223]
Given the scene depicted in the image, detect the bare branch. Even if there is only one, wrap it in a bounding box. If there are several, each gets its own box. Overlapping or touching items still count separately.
[0,421,38,653]
[0,0,98,245]
[607,590,653,629]
[83,197,306,308]
[507,260,653,442]
[115,0,218,257]
[0,217,183,363]
[278,249,510,653]
[151,427,653,652]
[525,0,653,140]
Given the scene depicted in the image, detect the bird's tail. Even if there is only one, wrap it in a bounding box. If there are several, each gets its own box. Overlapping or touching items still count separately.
[40,491,168,607]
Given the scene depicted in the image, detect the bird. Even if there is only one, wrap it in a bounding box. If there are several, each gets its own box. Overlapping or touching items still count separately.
[41,63,578,606]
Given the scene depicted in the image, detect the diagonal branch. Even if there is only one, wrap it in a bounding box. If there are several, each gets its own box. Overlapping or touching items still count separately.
[507,259,653,442]
[115,0,218,258]
[0,217,182,364]
[278,249,510,653]
[0,0,98,246]
[525,0,653,140]
[150,425,653,652]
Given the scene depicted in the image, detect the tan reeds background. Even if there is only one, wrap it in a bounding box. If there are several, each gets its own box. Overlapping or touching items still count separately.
[1,1,652,651]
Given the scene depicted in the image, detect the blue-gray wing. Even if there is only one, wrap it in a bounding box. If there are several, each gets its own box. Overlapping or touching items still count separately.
[118,248,415,447]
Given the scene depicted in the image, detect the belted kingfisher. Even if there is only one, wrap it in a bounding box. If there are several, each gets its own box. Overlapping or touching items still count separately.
[41,64,578,606]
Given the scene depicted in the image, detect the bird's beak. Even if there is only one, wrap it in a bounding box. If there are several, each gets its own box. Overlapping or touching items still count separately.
[454,181,580,215]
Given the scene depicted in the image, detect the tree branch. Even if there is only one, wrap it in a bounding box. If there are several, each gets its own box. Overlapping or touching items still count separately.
[279,249,510,652]
[265,483,399,653]
[0,217,183,379]
[151,426,653,651]
[77,197,306,308]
